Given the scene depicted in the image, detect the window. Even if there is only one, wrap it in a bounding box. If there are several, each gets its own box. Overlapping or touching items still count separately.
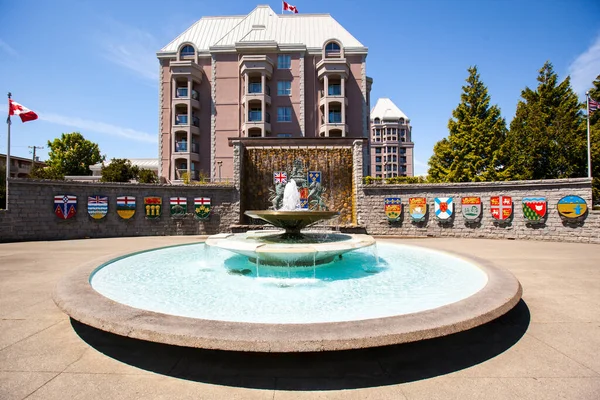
[374,118,380,124]
[375,148,381,154]
[277,107,292,122]
[180,45,194,58]
[277,54,291,69]
[277,81,291,96]
[399,118,405,125]
[329,110,342,123]
[376,165,382,172]
[328,84,341,96]
[375,156,381,163]
[277,133,292,138]
[325,42,341,57]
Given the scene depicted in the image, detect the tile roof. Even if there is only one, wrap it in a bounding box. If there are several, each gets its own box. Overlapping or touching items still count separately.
[159,5,366,54]
[370,98,409,121]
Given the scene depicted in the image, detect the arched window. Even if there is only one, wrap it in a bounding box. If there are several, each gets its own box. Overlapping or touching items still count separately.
[325,42,341,57]
[180,45,195,58]
[399,118,405,125]
[374,118,380,124]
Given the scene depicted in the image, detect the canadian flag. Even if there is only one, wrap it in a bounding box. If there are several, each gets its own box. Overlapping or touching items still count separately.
[283,1,298,13]
[9,99,38,123]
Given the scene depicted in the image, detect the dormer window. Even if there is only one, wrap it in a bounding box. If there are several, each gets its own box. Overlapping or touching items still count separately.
[373,118,381,124]
[180,45,195,58]
[399,118,405,125]
[324,42,341,58]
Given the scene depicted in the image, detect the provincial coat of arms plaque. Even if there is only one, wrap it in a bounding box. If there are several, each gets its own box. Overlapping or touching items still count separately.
[490,196,513,221]
[87,195,108,220]
[54,195,77,220]
[408,197,427,222]
[522,197,547,222]
[434,197,453,220]
[384,197,402,222]
[194,197,211,220]
[116,196,136,219]
[557,195,587,220]
[461,197,481,221]
[144,197,162,219]
[170,197,187,217]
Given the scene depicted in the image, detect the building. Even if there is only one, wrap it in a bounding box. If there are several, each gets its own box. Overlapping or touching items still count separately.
[369,98,414,178]
[1,153,46,178]
[157,5,372,182]
[65,159,160,182]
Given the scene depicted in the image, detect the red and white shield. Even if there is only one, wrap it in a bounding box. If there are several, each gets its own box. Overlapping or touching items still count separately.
[490,196,512,220]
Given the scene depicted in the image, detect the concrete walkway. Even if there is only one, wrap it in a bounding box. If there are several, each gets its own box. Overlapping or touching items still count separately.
[1,237,599,400]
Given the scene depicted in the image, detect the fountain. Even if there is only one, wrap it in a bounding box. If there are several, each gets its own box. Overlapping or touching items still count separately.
[206,167,375,266]
[53,157,522,352]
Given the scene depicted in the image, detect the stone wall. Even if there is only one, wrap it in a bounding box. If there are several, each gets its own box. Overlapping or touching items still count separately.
[357,178,600,244]
[0,179,239,243]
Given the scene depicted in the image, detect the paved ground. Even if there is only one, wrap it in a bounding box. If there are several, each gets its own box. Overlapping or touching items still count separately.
[1,236,599,400]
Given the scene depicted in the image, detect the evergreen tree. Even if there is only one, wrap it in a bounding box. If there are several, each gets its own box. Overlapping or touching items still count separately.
[587,74,600,205]
[428,66,508,182]
[505,61,586,180]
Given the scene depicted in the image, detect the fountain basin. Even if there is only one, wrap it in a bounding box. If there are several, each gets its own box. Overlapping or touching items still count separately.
[244,210,340,238]
[206,230,376,266]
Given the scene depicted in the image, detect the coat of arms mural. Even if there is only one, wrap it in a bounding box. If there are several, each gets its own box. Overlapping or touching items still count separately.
[194,197,211,220]
[434,197,453,220]
[522,197,547,222]
[87,195,108,220]
[116,196,136,219]
[144,197,162,219]
[384,197,402,222]
[490,196,513,221]
[461,197,481,221]
[268,159,328,211]
[54,194,77,220]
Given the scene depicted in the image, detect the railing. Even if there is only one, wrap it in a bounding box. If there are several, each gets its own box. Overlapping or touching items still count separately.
[175,115,187,125]
[176,88,199,100]
[175,142,199,153]
[328,85,341,96]
[192,117,199,127]
[248,111,262,122]
[248,83,262,94]
[328,113,342,123]
[265,112,271,123]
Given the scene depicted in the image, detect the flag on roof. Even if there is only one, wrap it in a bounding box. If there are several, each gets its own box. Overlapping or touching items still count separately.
[283,1,298,13]
[8,99,38,123]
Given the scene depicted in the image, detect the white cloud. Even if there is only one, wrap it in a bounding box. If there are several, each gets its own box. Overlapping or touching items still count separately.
[96,20,160,81]
[39,112,156,144]
[0,39,17,56]
[568,34,600,96]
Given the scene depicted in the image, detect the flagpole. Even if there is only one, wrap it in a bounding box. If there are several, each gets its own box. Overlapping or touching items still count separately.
[587,91,592,179]
[6,92,11,210]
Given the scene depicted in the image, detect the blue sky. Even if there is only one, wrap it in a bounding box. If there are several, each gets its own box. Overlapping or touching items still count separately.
[1,0,599,175]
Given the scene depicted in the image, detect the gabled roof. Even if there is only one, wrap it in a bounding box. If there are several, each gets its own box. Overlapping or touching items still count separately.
[159,5,366,55]
[370,98,409,121]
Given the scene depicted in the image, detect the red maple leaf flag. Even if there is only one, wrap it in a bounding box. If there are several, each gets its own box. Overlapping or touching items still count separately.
[9,99,38,122]
[283,1,299,13]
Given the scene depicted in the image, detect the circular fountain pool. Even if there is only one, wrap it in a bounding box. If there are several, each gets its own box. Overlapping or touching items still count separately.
[55,239,521,352]
[90,242,487,324]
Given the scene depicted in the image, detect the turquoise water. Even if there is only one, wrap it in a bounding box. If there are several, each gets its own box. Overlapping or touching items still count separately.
[90,242,488,324]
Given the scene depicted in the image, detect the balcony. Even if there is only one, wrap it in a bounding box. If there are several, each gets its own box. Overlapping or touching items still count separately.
[174,142,199,153]
[317,58,348,79]
[242,111,271,136]
[173,86,200,110]
[319,84,347,108]
[169,60,203,83]
[176,169,199,181]
[173,114,200,135]
[239,55,274,79]
[243,82,271,105]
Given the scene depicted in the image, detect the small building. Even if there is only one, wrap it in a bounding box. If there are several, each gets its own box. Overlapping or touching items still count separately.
[369,98,414,178]
[65,159,159,182]
[0,153,46,178]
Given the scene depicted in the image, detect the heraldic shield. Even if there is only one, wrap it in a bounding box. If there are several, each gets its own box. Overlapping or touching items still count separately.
[461,197,481,221]
[170,197,187,217]
[490,196,513,221]
[87,195,108,220]
[144,197,162,219]
[409,197,427,221]
[273,171,287,185]
[522,197,547,222]
[54,195,77,220]
[384,197,402,222]
[116,196,136,219]
[434,197,453,220]
[557,195,587,219]
[194,197,211,220]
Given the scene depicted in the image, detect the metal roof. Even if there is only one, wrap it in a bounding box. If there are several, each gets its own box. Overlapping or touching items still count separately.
[90,159,159,171]
[370,98,409,121]
[160,5,366,54]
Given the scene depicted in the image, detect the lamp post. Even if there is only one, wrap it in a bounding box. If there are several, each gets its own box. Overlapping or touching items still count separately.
[217,161,223,182]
